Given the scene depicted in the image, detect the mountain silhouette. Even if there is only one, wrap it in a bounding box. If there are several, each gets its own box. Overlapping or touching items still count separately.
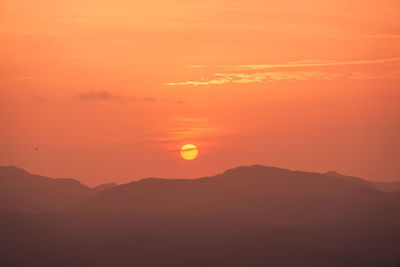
[325,170,400,193]
[93,182,118,192]
[0,166,93,213]
[372,181,400,192]
[1,165,400,267]
[74,165,399,227]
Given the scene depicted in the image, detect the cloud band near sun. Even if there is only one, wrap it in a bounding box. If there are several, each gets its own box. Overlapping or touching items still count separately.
[166,57,400,86]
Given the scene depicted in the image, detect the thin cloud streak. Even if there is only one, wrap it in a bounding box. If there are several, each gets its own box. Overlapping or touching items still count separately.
[230,57,400,71]
[141,117,225,150]
[13,76,37,81]
[77,91,133,102]
[76,91,158,103]
[167,71,400,86]
[362,34,400,39]
[167,57,400,86]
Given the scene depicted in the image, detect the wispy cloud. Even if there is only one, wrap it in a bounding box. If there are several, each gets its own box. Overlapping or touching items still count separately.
[30,95,48,103]
[230,57,400,71]
[13,76,36,81]
[143,117,224,147]
[167,57,400,86]
[76,91,157,103]
[167,72,344,86]
[168,71,400,86]
[362,34,400,39]
[167,78,232,86]
[143,97,156,102]
[77,91,132,101]
[189,65,205,68]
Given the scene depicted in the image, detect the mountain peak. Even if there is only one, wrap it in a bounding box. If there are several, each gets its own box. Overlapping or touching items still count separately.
[325,171,341,176]
[0,165,31,177]
[223,164,282,173]
[220,164,293,178]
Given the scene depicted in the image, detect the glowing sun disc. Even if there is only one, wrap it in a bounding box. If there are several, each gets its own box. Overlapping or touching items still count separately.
[180,144,198,160]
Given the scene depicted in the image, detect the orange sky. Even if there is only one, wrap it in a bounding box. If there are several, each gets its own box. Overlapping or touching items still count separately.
[1,0,400,186]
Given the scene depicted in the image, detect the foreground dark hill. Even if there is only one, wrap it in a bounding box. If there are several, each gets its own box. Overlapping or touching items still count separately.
[1,165,400,267]
[0,166,93,213]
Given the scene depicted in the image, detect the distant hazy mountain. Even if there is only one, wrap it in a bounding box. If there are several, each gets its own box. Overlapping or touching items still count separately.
[1,165,400,267]
[75,165,399,227]
[0,166,93,213]
[93,182,118,192]
[324,169,400,192]
[324,170,378,189]
[372,181,400,192]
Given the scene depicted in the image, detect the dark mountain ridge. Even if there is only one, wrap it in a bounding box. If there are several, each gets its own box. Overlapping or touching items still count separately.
[373,180,400,192]
[1,165,400,267]
[0,166,92,213]
[93,182,118,192]
[76,165,398,227]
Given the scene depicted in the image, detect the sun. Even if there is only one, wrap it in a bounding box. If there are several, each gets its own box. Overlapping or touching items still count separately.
[180,144,198,160]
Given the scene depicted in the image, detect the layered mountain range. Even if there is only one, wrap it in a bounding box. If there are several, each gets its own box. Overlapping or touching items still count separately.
[1,165,399,267]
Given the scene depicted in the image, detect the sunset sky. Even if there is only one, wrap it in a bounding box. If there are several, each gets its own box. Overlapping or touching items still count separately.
[1,0,399,186]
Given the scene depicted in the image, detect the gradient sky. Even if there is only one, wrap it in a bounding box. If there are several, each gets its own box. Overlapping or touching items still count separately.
[1,0,400,186]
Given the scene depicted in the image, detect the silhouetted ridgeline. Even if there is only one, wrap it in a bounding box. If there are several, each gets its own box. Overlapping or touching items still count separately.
[0,166,92,214]
[372,181,400,192]
[0,165,400,267]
